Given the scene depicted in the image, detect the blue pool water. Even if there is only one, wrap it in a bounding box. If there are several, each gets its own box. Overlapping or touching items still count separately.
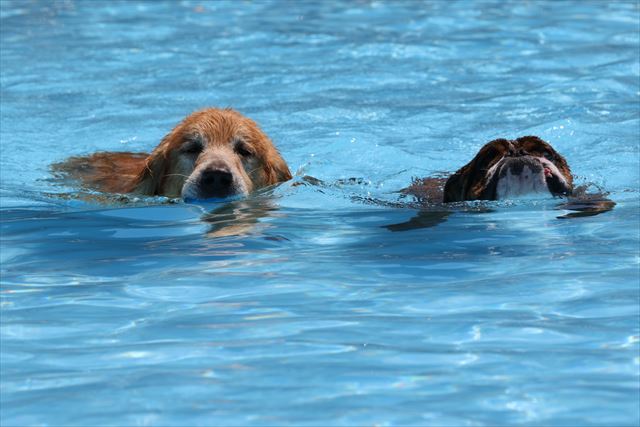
[1,1,639,426]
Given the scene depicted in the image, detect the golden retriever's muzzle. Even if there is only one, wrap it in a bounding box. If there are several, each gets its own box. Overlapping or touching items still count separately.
[182,157,249,201]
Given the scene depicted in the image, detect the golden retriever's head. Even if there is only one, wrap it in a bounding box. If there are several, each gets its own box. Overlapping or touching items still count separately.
[132,108,292,200]
[443,136,573,202]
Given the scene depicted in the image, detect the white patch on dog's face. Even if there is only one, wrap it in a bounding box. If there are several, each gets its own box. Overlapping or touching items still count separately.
[496,163,548,198]
[493,155,571,199]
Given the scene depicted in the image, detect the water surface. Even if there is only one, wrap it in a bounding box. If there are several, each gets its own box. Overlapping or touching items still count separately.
[1,1,639,426]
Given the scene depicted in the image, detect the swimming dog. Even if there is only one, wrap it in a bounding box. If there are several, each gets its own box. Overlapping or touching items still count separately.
[54,108,292,200]
[390,136,614,230]
[405,136,573,203]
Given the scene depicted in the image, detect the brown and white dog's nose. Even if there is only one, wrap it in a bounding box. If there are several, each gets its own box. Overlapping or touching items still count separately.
[198,167,234,198]
[500,157,543,177]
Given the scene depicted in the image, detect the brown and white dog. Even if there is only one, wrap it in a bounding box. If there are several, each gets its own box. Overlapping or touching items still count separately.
[405,136,573,203]
[390,135,615,231]
[54,108,292,200]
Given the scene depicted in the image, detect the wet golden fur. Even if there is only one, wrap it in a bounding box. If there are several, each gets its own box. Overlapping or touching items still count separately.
[54,108,292,199]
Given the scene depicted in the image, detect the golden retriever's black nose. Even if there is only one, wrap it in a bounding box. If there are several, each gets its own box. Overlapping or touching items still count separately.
[199,168,234,198]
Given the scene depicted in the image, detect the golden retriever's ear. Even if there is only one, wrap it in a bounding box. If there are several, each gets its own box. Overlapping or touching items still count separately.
[264,153,292,185]
[127,126,184,195]
[128,150,168,195]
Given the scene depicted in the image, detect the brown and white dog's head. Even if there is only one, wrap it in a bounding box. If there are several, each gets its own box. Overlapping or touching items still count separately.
[132,108,292,200]
[443,136,573,202]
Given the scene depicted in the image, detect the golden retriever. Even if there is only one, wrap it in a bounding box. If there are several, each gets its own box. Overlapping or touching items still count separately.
[54,108,292,200]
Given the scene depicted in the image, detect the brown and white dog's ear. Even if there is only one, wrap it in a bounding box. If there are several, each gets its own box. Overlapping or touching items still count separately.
[443,168,468,203]
[443,138,511,202]
[515,135,573,188]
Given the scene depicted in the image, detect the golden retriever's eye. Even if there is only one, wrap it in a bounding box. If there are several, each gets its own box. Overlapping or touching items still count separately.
[181,140,203,155]
[542,151,554,160]
[235,143,254,158]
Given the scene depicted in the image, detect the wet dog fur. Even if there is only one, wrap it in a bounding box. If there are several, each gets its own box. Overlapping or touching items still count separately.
[404,136,573,203]
[389,136,614,231]
[53,108,292,200]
